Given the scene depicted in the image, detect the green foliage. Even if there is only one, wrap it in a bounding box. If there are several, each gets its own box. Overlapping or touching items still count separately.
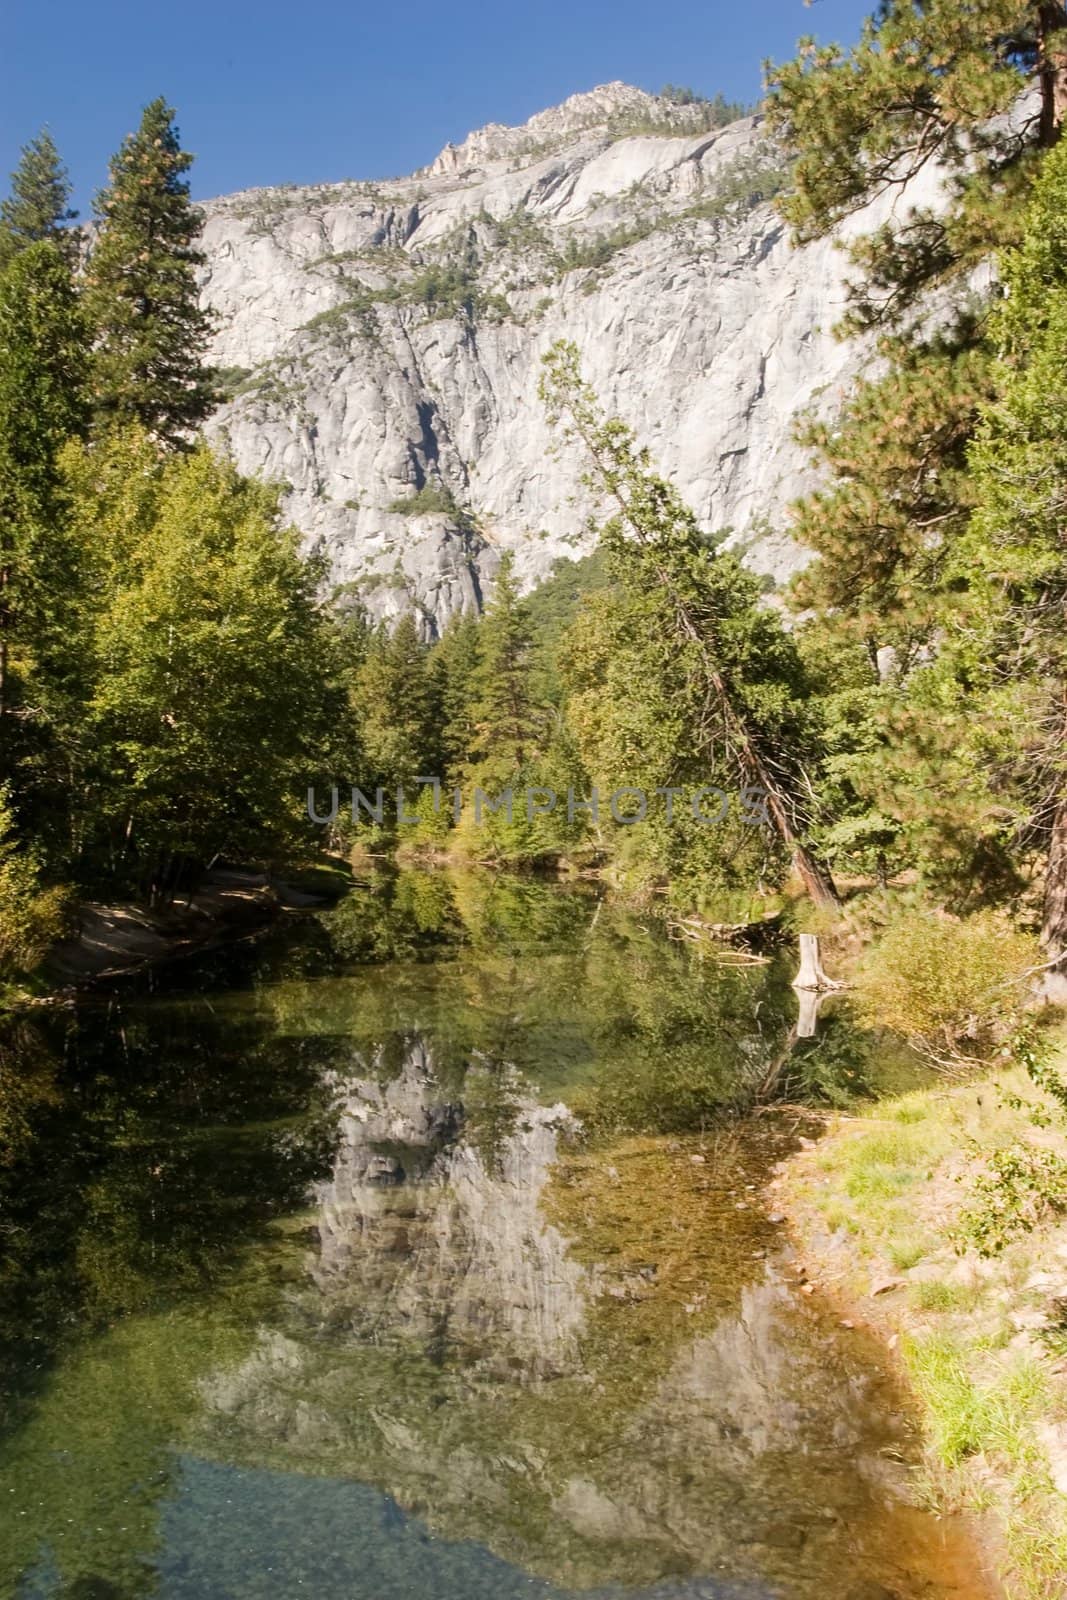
[0,240,89,746]
[904,1331,1049,1468]
[430,608,483,779]
[764,1,1059,327]
[387,482,478,530]
[955,1141,1067,1256]
[467,554,543,776]
[540,339,837,906]
[354,611,442,797]
[0,129,78,268]
[67,429,348,893]
[682,151,790,222]
[607,89,749,137]
[853,909,1038,1062]
[768,2,1067,922]
[0,786,70,975]
[522,548,611,706]
[86,98,217,445]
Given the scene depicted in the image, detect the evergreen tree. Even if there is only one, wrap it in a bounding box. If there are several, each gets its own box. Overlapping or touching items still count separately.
[430,608,483,781]
[355,612,441,795]
[766,2,1067,325]
[86,99,216,446]
[0,242,88,743]
[541,341,836,906]
[763,2,1067,897]
[468,554,544,779]
[0,131,78,268]
[965,136,1067,966]
[766,2,1067,660]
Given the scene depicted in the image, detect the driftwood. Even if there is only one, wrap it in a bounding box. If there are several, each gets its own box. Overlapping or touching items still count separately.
[665,911,783,957]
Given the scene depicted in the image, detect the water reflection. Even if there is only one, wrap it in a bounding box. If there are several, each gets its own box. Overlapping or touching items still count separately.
[0,872,984,1599]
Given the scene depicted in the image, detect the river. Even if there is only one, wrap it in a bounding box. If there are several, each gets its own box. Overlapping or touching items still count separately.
[0,871,994,1599]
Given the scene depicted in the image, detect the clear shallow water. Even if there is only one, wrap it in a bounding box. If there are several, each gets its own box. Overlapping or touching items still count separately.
[0,872,992,1600]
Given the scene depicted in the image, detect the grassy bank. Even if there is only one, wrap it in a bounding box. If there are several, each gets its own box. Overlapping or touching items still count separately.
[774,1045,1067,1598]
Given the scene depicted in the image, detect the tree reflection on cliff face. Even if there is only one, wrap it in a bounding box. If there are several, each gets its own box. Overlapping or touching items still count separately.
[0,873,977,1600]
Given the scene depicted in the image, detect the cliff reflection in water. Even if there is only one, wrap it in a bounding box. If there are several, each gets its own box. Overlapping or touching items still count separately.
[195,1029,978,1598]
[0,873,983,1599]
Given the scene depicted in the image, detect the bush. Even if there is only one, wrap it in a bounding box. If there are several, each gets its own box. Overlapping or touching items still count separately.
[387,483,479,533]
[854,909,1037,1065]
[0,791,70,976]
[956,1142,1067,1257]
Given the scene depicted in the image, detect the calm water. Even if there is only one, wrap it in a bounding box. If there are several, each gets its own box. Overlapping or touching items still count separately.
[0,872,993,1600]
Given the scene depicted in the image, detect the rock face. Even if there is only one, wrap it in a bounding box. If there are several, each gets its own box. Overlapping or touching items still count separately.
[199,82,936,630]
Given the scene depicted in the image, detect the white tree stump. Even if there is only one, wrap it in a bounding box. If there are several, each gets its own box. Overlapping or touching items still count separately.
[792,933,841,994]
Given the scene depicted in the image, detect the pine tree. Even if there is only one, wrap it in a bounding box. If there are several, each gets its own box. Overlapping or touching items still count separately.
[468,554,544,779]
[0,131,78,268]
[965,136,1067,967]
[86,99,216,446]
[541,341,837,906]
[355,612,441,794]
[766,2,1067,656]
[430,608,483,781]
[764,2,1067,896]
[0,242,88,741]
[766,2,1067,327]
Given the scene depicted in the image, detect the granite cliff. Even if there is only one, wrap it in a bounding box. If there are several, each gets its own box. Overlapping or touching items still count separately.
[198,83,940,630]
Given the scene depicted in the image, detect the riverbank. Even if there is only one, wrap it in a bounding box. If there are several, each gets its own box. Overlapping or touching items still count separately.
[42,861,352,988]
[773,1047,1067,1600]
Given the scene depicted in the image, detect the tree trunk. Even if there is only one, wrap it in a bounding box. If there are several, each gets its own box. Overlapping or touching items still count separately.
[1037,3,1067,148]
[557,373,842,912]
[1042,792,1067,967]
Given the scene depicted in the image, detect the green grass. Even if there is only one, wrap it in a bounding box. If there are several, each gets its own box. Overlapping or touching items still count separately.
[781,1053,1067,1598]
[909,1279,982,1313]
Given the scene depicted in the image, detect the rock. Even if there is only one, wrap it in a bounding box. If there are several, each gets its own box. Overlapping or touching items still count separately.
[768,1212,786,1224]
[689,1154,706,1165]
[194,83,952,631]
[869,1276,904,1298]
[760,1520,807,1549]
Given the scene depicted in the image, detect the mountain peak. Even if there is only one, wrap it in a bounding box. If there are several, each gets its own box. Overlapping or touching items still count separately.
[422,82,717,178]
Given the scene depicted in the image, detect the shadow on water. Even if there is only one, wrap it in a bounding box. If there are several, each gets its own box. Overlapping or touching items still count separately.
[0,870,991,1600]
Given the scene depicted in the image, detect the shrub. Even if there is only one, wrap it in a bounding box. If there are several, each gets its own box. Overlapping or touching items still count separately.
[956,1141,1067,1256]
[0,790,70,976]
[387,483,478,532]
[854,908,1037,1065]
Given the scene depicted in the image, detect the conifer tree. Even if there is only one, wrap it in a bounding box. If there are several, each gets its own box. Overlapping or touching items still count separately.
[431,608,483,781]
[0,131,78,268]
[766,2,1067,325]
[468,555,544,779]
[541,341,837,906]
[86,99,216,445]
[766,2,1067,664]
[965,136,1067,967]
[0,242,88,740]
[355,612,441,794]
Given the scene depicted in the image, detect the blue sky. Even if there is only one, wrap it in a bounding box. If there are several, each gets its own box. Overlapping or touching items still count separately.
[4,0,868,213]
